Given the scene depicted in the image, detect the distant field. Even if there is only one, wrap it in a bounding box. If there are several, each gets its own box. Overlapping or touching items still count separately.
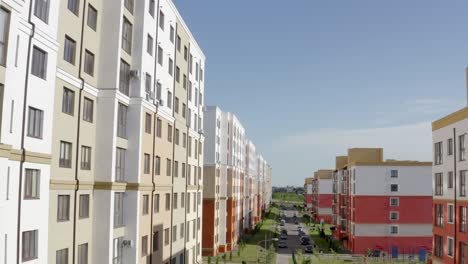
[272,192,304,203]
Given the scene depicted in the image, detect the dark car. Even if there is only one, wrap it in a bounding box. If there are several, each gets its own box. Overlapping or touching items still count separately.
[369,250,383,257]
[278,241,288,248]
[304,245,313,253]
[280,234,288,240]
[281,229,288,235]
[300,237,311,245]
[294,220,299,225]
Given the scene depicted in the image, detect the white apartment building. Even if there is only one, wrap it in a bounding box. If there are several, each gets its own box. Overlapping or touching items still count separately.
[0,0,205,263]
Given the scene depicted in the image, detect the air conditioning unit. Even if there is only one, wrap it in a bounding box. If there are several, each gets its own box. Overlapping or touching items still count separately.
[159,99,164,106]
[198,129,204,135]
[122,240,134,248]
[130,69,141,79]
[147,91,155,100]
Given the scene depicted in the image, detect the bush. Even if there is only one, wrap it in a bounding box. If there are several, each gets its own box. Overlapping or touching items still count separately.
[207,256,211,264]
[229,252,232,261]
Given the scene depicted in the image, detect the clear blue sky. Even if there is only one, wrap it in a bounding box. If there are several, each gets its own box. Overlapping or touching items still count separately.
[177,0,468,186]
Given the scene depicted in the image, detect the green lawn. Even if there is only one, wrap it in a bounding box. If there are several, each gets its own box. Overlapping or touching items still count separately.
[204,207,279,264]
[272,192,304,203]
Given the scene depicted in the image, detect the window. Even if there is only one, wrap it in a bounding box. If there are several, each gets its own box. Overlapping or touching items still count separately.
[192,220,196,239]
[168,58,173,76]
[57,195,70,221]
[122,17,132,54]
[181,192,185,208]
[180,223,184,238]
[154,194,160,213]
[434,141,443,165]
[164,228,169,245]
[149,0,155,17]
[87,4,97,31]
[27,107,44,139]
[183,74,187,89]
[83,97,93,122]
[141,235,148,257]
[175,67,180,83]
[173,193,178,209]
[184,46,188,61]
[145,113,152,134]
[172,225,177,242]
[117,103,127,138]
[170,26,175,43]
[461,134,466,161]
[34,0,49,23]
[189,54,193,73]
[81,146,91,170]
[56,248,68,264]
[435,173,443,196]
[119,60,130,95]
[448,237,454,257]
[461,170,467,197]
[175,97,179,113]
[114,193,124,227]
[436,204,443,227]
[144,154,150,174]
[124,0,134,13]
[177,35,181,51]
[84,50,94,76]
[24,169,40,199]
[156,118,162,137]
[167,125,173,142]
[68,0,80,14]
[154,156,161,175]
[115,148,126,181]
[142,195,149,215]
[159,11,165,30]
[157,46,163,65]
[390,184,398,192]
[153,231,159,252]
[147,34,153,55]
[389,225,398,234]
[448,204,454,224]
[390,170,398,178]
[182,163,186,178]
[113,237,123,264]
[167,91,172,109]
[78,243,88,264]
[59,141,72,168]
[0,8,10,66]
[187,193,191,213]
[22,230,38,261]
[32,46,47,79]
[64,36,76,64]
[79,194,89,219]
[462,207,467,232]
[435,235,443,258]
[448,171,454,189]
[448,138,453,155]
[165,193,170,211]
[390,197,399,206]
[461,242,467,264]
[174,161,179,177]
[182,104,186,118]
[198,217,201,230]
[145,74,152,94]
[175,129,180,145]
[166,159,171,176]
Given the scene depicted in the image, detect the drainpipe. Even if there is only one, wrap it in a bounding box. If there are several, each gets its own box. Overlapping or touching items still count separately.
[149,0,161,263]
[16,1,36,263]
[71,1,89,263]
[454,128,458,263]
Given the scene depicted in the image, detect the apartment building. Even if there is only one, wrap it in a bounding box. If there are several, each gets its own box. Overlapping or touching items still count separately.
[0,0,204,263]
[304,178,314,211]
[330,148,432,256]
[311,170,333,224]
[202,106,271,256]
[0,0,60,263]
[432,106,468,264]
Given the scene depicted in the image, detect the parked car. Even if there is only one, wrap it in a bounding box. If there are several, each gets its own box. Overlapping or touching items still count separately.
[278,241,288,248]
[294,220,299,225]
[280,234,288,240]
[281,229,288,235]
[300,237,311,245]
[368,250,383,258]
[304,245,314,253]
[280,222,285,226]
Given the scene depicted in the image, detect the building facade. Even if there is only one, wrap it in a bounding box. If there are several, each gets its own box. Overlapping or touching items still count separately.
[0,0,205,263]
[202,106,271,256]
[304,178,314,211]
[432,106,468,264]
[329,148,432,256]
[311,170,333,224]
